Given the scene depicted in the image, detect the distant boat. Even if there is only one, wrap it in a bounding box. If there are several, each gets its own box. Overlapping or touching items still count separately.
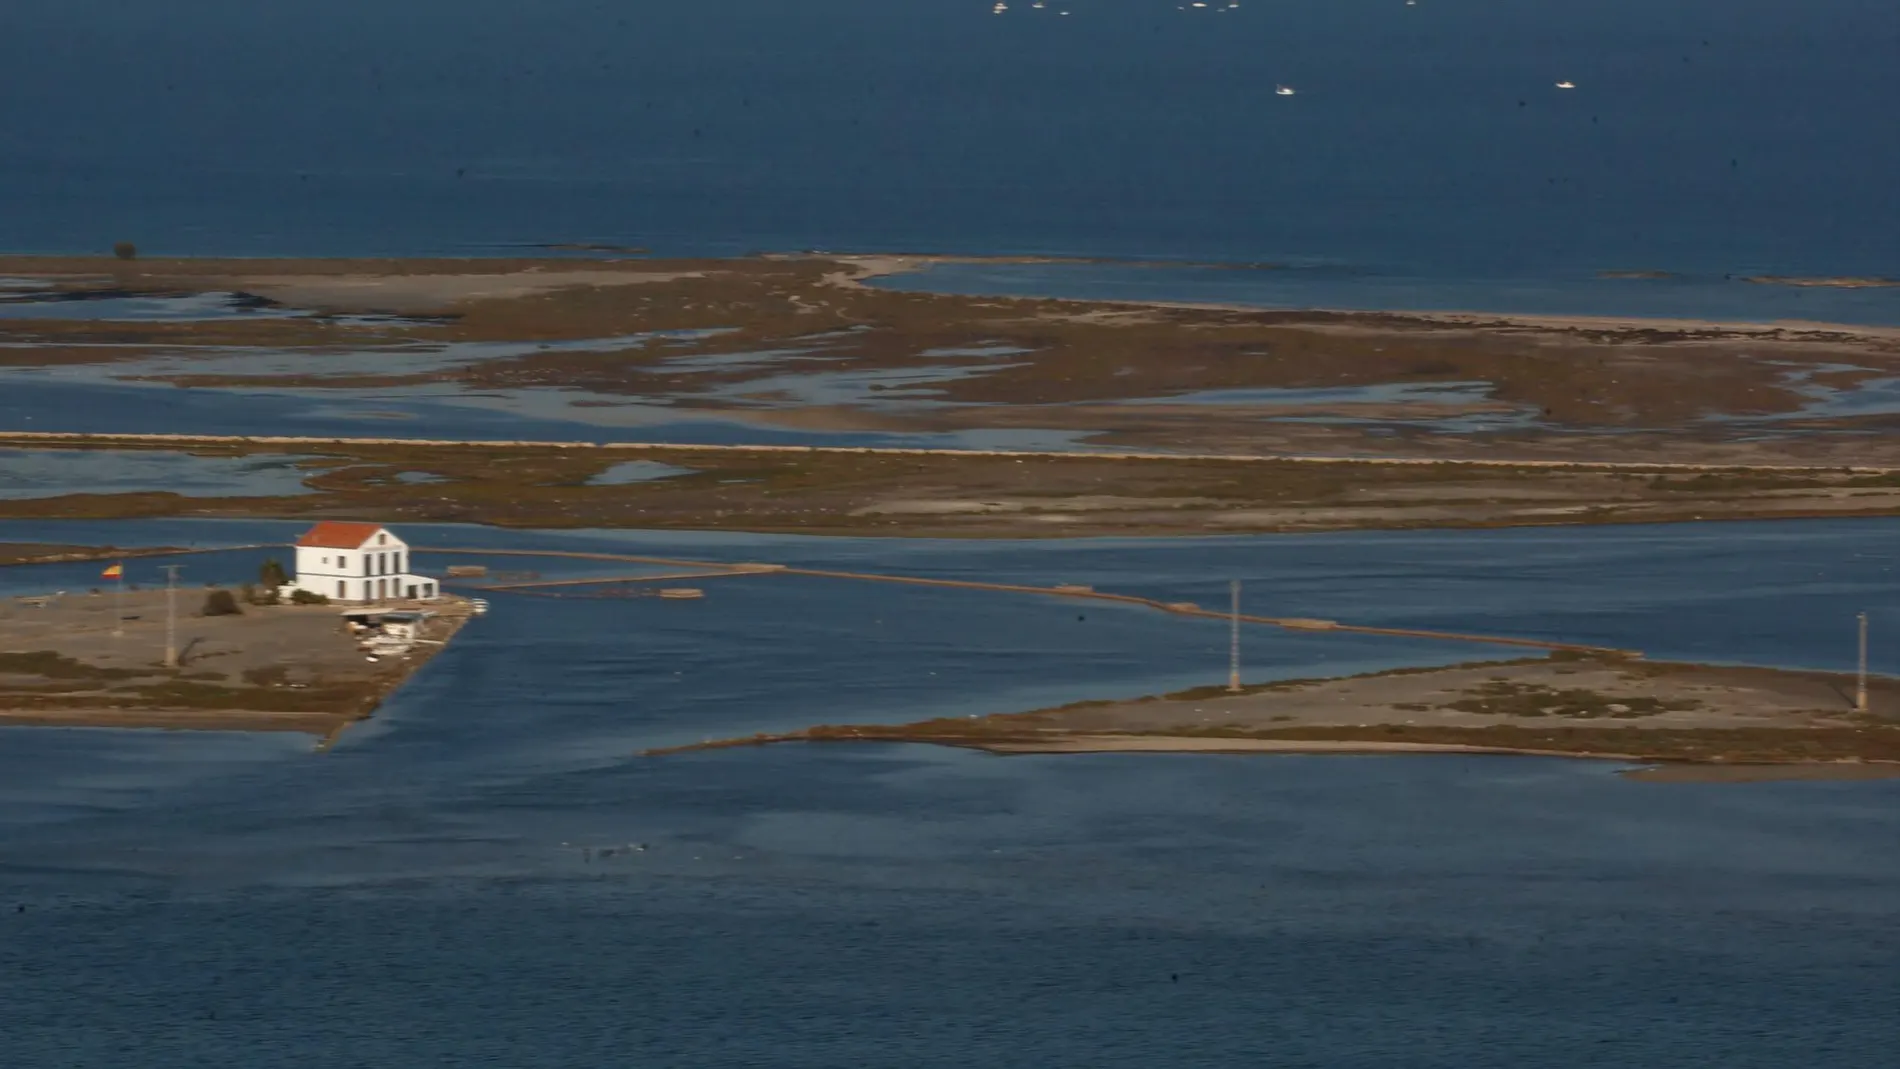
[1275,85,1297,96]
[993,1,1007,11]
[1555,80,1577,89]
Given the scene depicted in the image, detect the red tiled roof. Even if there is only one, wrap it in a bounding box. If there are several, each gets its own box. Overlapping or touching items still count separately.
[296,522,388,549]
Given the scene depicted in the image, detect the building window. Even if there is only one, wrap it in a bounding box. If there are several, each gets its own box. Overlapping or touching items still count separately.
[338,554,348,570]
[378,533,387,545]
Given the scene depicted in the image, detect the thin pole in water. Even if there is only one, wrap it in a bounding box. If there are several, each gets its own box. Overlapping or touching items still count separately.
[1228,579,1242,693]
[1857,611,1869,713]
[161,564,183,668]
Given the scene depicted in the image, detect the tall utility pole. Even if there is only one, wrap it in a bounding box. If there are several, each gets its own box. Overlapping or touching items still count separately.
[1228,579,1242,693]
[161,565,183,668]
[1857,611,1869,713]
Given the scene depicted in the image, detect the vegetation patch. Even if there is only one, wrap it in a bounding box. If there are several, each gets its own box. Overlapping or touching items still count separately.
[0,650,144,682]
[1441,679,1700,719]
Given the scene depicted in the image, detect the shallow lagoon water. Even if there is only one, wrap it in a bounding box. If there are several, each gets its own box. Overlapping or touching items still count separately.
[872,261,1900,328]
[2,517,1898,1065]
[0,374,1089,451]
[0,289,304,322]
[0,449,314,499]
[586,460,697,485]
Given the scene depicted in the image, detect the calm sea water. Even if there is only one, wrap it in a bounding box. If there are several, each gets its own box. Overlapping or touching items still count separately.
[2,519,1897,1065]
[4,0,1897,294]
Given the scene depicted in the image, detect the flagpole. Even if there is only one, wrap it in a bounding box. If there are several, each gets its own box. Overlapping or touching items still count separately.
[109,562,125,638]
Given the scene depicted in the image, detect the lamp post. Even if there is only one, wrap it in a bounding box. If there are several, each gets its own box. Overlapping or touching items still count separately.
[1857,612,1869,714]
[1228,579,1242,693]
[161,564,183,668]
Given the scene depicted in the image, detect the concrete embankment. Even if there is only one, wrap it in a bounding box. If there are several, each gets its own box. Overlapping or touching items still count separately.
[420,546,1635,656]
[4,430,1897,476]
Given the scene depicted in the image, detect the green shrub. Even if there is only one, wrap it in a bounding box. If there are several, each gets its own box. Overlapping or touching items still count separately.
[202,589,242,617]
[289,589,330,606]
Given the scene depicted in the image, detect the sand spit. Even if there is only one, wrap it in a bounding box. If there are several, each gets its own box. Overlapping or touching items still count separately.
[231,269,707,313]
[646,657,1900,779]
[825,254,1900,342]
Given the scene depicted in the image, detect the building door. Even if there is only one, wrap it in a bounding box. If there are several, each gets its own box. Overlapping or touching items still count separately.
[407,584,418,599]
[337,580,346,599]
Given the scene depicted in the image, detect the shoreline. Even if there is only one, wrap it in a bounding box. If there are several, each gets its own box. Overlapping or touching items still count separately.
[829,254,1900,340]
[642,729,1900,783]
[1,250,1895,339]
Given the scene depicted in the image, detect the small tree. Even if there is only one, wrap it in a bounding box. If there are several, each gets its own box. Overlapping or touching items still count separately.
[202,589,242,617]
[259,559,289,589]
[289,589,330,606]
[113,241,138,261]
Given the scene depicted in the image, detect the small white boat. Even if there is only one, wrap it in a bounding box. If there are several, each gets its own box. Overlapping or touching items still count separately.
[993,1,1007,11]
[1555,80,1577,89]
[1275,85,1297,96]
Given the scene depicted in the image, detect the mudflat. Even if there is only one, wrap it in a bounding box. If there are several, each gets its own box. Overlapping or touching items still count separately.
[8,434,1900,539]
[7,253,1900,537]
[3,253,1900,466]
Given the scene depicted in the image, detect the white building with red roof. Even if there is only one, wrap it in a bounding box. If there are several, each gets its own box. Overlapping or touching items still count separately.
[287,522,439,603]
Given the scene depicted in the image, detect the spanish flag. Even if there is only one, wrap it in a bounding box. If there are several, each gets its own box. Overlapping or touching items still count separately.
[101,563,123,580]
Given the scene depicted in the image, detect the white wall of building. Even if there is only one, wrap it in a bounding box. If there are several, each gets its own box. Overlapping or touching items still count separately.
[289,529,439,603]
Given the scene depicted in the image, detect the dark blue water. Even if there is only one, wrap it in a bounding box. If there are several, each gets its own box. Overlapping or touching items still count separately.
[4,0,1896,291]
[2,519,1897,1065]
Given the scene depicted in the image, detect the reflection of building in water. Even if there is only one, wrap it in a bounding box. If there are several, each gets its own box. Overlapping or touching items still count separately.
[286,522,439,603]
